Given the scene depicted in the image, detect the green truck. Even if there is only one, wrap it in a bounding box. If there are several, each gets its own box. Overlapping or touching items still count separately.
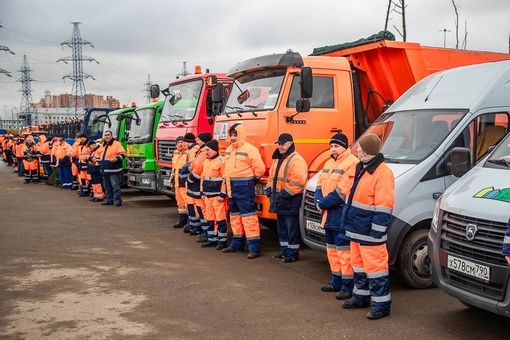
[125,101,164,192]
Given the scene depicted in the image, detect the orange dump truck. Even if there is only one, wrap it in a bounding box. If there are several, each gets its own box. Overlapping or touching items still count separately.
[213,32,510,225]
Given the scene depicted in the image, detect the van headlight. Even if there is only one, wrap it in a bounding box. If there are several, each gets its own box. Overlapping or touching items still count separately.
[431,196,442,233]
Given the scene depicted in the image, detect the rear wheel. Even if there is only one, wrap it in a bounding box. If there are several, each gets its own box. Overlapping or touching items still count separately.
[397,229,435,289]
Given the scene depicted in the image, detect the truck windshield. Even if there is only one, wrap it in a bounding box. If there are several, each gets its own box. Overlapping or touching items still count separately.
[224,68,286,114]
[105,115,121,139]
[128,108,156,144]
[86,111,107,137]
[357,109,466,164]
[159,79,202,123]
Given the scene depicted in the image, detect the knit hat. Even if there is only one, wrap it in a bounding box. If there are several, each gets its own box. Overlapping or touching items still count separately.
[183,132,196,143]
[175,136,185,143]
[78,133,88,139]
[329,133,348,149]
[358,133,381,155]
[198,132,212,143]
[205,139,219,153]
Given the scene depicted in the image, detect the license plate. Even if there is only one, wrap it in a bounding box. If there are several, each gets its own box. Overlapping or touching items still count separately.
[447,254,490,281]
[129,175,135,181]
[306,220,325,235]
[163,178,170,187]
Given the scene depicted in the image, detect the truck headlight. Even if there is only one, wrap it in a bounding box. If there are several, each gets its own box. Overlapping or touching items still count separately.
[431,196,442,233]
[141,178,151,184]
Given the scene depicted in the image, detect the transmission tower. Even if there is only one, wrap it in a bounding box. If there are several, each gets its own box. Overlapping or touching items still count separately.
[176,61,191,79]
[57,22,98,116]
[17,55,36,127]
[143,74,152,103]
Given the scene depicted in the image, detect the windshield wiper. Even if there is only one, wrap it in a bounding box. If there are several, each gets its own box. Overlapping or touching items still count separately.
[172,114,188,125]
[244,105,258,116]
[225,106,243,117]
[487,159,510,167]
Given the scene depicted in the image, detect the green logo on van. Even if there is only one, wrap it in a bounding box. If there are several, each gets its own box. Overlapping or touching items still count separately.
[474,187,510,203]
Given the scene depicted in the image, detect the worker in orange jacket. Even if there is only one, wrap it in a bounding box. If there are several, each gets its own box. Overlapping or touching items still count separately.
[71,132,82,190]
[187,132,213,240]
[200,139,228,250]
[315,133,359,299]
[97,130,126,206]
[14,137,25,176]
[4,136,14,166]
[341,133,395,320]
[171,136,189,228]
[75,134,91,197]
[222,123,265,259]
[180,132,199,234]
[53,136,73,189]
[86,140,105,202]
[21,135,40,183]
[37,135,52,180]
[266,133,308,263]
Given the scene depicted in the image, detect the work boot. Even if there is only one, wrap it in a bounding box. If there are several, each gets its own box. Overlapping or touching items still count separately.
[222,246,242,253]
[366,310,390,320]
[196,235,208,243]
[320,284,340,292]
[272,252,284,259]
[173,214,188,228]
[215,244,227,251]
[201,241,217,248]
[335,290,352,300]
[247,251,260,259]
[183,225,191,233]
[342,299,371,309]
[282,256,298,263]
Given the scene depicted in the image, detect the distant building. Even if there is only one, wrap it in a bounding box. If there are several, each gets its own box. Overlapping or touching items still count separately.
[35,90,120,110]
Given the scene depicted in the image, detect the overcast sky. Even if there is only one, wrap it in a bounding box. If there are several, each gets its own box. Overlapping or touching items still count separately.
[0,0,509,116]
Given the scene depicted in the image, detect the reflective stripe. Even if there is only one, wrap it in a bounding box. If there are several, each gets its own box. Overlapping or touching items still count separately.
[342,274,353,280]
[230,212,241,216]
[287,180,304,188]
[187,190,201,196]
[230,177,255,181]
[326,243,336,249]
[322,169,330,173]
[366,270,389,279]
[375,206,393,214]
[236,152,248,157]
[372,224,387,232]
[103,168,123,173]
[203,177,223,181]
[202,191,221,196]
[353,287,370,296]
[241,212,257,217]
[337,245,350,251]
[332,169,344,174]
[346,231,388,243]
[247,235,260,241]
[335,188,346,202]
[504,236,510,243]
[352,266,365,274]
[351,201,376,211]
[288,244,300,249]
[371,294,391,303]
[280,241,289,246]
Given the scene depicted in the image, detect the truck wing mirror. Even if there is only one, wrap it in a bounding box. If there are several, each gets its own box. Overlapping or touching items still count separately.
[449,147,472,177]
[206,75,218,89]
[295,99,311,113]
[116,114,123,122]
[237,89,250,104]
[169,92,182,106]
[300,67,313,99]
[150,84,160,99]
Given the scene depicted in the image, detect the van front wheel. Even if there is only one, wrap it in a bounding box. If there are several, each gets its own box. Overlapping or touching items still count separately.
[397,229,435,289]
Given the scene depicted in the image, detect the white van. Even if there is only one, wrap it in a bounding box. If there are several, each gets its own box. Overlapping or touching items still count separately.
[300,60,510,289]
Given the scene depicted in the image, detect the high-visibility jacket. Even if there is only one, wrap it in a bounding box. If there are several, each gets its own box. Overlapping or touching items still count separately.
[15,142,24,158]
[53,141,73,167]
[223,123,265,197]
[201,154,226,198]
[37,135,51,164]
[86,146,102,175]
[314,148,358,230]
[171,146,189,188]
[180,143,199,183]
[21,142,39,162]
[342,153,395,245]
[187,147,207,198]
[77,143,91,171]
[97,139,126,174]
[266,145,308,215]
[71,140,80,160]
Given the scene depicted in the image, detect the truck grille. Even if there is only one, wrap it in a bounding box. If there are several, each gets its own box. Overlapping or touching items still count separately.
[440,212,509,300]
[157,140,176,164]
[303,190,326,244]
[127,157,145,173]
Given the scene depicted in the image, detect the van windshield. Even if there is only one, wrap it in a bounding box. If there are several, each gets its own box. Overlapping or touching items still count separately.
[355,109,467,164]
[486,133,510,168]
[224,68,285,114]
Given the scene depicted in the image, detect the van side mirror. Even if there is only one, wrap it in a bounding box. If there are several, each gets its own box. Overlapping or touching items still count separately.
[449,147,472,177]
[150,84,160,99]
[300,67,313,99]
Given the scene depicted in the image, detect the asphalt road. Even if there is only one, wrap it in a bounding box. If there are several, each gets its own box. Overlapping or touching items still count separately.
[1,162,509,340]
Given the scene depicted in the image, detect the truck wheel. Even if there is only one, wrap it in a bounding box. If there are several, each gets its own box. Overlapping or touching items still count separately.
[397,229,435,289]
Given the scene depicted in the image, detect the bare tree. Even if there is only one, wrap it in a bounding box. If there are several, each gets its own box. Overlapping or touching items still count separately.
[452,0,460,49]
[384,0,407,41]
[462,21,468,50]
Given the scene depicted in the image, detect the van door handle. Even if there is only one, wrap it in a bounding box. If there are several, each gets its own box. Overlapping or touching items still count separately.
[330,128,342,132]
